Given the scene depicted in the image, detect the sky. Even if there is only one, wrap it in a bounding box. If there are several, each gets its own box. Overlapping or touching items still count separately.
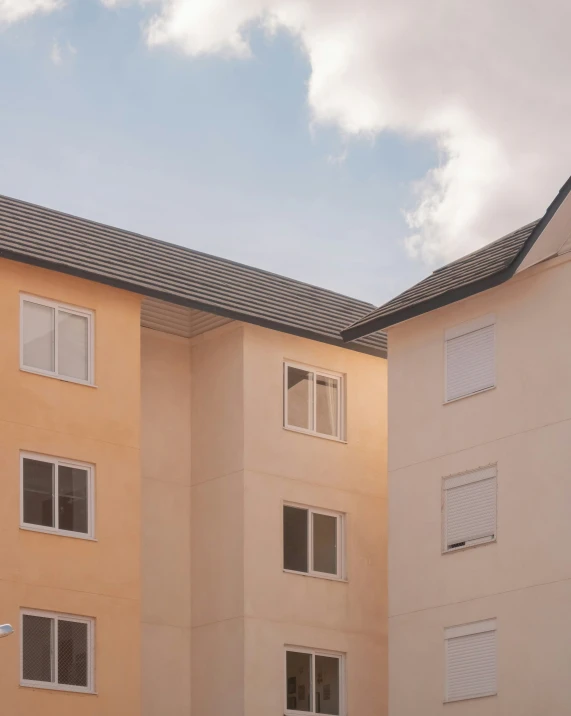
[0,0,569,306]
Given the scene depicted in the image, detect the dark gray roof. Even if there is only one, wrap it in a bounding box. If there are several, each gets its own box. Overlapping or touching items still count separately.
[0,194,386,356]
[342,175,571,340]
[344,221,537,334]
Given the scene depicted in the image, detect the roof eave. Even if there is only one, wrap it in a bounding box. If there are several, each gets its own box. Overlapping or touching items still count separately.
[0,247,386,359]
[341,269,510,339]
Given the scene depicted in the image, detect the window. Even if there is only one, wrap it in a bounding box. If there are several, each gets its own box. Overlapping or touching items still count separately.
[21,610,95,693]
[445,619,497,702]
[443,465,496,552]
[21,453,94,539]
[284,362,344,440]
[445,315,495,402]
[283,504,344,579]
[21,294,93,384]
[285,648,344,715]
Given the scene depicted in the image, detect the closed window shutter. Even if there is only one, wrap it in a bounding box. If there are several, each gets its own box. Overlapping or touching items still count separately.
[446,622,497,702]
[446,323,495,401]
[444,466,496,550]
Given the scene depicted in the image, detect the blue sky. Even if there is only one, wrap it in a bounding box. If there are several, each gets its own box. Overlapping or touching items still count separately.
[0,0,439,305]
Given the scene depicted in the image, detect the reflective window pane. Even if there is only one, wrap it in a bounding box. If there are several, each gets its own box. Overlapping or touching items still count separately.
[284,506,308,573]
[287,367,313,430]
[23,301,55,373]
[312,513,337,575]
[22,615,54,683]
[316,375,339,437]
[58,311,89,381]
[315,655,340,715]
[23,458,54,528]
[58,619,88,687]
[286,651,312,712]
[58,466,89,534]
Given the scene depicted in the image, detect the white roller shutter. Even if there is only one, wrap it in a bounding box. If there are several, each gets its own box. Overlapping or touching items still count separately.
[443,466,497,551]
[445,620,497,702]
[445,316,495,402]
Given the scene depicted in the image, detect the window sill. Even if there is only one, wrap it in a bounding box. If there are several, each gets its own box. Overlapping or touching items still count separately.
[283,425,346,444]
[20,525,96,541]
[283,569,347,583]
[285,710,343,716]
[21,682,96,695]
[442,536,496,554]
[443,385,496,405]
[20,366,96,388]
[444,691,497,703]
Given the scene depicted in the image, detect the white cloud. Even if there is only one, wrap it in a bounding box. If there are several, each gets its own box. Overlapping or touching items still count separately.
[50,38,77,66]
[102,0,570,264]
[99,0,129,7]
[326,147,348,166]
[50,39,62,65]
[0,0,63,25]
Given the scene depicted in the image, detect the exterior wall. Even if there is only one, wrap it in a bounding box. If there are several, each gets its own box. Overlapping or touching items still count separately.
[0,256,387,716]
[387,253,571,715]
[188,322,388,716]
[141,328,191,716]
[0,258,142,716]
[242,324,387,716]
[190,324,246,716]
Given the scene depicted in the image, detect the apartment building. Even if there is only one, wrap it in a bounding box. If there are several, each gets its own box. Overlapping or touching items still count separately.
[0,195,387,716]
[344,176,571,715]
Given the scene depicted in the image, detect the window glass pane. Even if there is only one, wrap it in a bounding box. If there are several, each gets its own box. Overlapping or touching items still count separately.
[23,458,54,528]
[284,506,308,573]
[22,614,53,683]
[315,655,340,715]
[287,367,313,430]
[312,513,338,575]
[23,301,55,372]
[58,620,88,687]
[316,375,339,437]
[58,466,89,534]
[58,311,89,381]
[286,651,312,712]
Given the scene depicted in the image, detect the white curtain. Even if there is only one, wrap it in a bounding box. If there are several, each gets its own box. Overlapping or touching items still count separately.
[316,375,338,436]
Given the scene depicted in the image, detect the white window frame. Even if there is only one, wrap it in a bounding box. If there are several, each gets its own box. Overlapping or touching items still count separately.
[442,465,497,553]
[444,619,497,703]
[284,646,346,716]
[20,293,95,386]
[444,314,496,403]
[283,361,345,441]
[20,452,95,540]
[20,609,95,694]
[283,502,346,581]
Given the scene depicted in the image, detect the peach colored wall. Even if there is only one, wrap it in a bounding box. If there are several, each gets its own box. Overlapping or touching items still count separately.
[242,324,387,716]
[387,253,571,714]
[0,258,141,716]
[189,322,387,716]
[140,328,191,716]
[190,324,246,715]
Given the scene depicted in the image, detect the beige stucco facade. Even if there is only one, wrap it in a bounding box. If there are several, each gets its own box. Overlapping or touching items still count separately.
[387,249,571,714]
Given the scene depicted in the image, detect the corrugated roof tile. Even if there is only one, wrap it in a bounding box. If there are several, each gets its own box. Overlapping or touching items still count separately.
[344,221,538,335]
[0,194,386,356]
